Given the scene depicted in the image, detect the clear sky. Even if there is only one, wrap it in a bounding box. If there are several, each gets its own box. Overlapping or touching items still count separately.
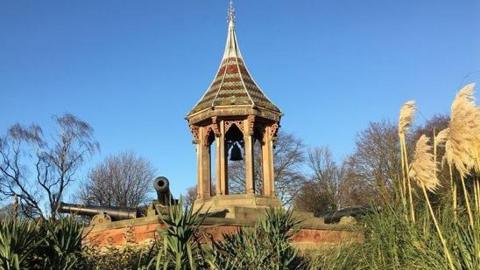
[1,0,479,198]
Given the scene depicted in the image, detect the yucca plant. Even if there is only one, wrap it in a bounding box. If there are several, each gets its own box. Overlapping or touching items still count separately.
[208,208,305,270]
[0,218,39,270]
[150,199,207,270]
[35,217,84,270]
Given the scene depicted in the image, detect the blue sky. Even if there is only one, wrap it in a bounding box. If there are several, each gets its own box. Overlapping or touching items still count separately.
[0,0,479,198]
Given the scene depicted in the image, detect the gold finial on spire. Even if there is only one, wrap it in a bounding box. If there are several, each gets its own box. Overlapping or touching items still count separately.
[227,0,235,24]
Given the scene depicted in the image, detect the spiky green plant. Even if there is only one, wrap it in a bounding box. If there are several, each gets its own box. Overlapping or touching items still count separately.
[150,199,207,270]
[208,208,305,270]
[0,218,39,270]
[36,217,84,270]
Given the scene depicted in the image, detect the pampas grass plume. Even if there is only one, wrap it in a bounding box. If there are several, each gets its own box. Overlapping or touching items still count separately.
[399,101,416,135]
[409,135,440,192]
[444,83,480,177]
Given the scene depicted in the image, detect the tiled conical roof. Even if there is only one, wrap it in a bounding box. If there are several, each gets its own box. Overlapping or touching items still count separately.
[188,7,280,116]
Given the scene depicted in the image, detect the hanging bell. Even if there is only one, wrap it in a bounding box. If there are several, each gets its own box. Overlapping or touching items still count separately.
[229,143,243,161]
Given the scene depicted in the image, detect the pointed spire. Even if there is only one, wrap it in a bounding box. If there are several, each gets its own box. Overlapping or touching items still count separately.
[223,0,242,59]
[187,0,281,117]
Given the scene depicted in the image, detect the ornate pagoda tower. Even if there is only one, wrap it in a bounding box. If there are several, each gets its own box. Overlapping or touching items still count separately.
[187,2,282,213]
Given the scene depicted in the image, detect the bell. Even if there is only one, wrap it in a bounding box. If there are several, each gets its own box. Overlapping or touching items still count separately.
[229,143,243,161]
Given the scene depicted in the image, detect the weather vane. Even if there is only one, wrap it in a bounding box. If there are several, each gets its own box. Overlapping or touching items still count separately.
[227,0,235,23]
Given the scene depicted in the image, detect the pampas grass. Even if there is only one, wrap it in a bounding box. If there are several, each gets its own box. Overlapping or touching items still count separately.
[398,101,416,136]
[435,128,449,147]
[319,83,480,269]
[444,83,480,177]
[409,135,454,270]
[434,128,458,219]
[444,83,480,227]
[409,135,440,192]
[399,101,416,222]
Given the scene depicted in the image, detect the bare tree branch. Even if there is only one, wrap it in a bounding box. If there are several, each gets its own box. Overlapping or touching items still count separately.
[0,114,98,219]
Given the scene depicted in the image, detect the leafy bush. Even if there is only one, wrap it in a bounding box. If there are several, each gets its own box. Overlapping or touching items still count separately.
[82,244,159,270]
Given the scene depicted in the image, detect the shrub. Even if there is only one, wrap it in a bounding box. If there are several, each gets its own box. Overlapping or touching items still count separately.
[35,217,84,270]
[208,208,306,270]
[82,244,159,270]
[0,218,39,270]
[149,200,208,270]
[0,217,85,270]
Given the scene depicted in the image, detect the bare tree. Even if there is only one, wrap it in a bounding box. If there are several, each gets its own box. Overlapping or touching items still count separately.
[273,132,306,205]
[413,114,450,142]
[340,115,450,205]
[347,120,401,203]
[79,151,155,208]
[0,114,98,219]
[294,147,341,216]
[337,156,377,207]
[184,185,198,206]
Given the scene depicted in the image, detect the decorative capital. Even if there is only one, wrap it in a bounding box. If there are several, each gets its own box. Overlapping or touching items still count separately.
[247,115,255,136]
[270,123,280,140]
[189,125,200,144]
[203,126,214,147]
[211,117,221,137]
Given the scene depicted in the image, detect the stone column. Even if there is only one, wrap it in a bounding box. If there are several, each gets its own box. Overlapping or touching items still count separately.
[197,127,211,199]
[215,136,221,196]
[216,120,228,195]
[196,142,202,199]
[262,126,275,197]
[244,119,255,195]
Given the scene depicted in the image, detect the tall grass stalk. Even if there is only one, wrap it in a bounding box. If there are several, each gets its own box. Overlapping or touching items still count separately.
[449,164,457,219]
[399,101,416,223]
[420,185,455,270]
[460,175,474,227]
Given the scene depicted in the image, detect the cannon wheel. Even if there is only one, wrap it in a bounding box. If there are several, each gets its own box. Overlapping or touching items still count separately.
[91,213,112,225]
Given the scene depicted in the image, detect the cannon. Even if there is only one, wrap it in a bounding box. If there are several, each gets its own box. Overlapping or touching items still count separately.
[59,176,178,225]
[153,176,177,206]
[59,202,140,225]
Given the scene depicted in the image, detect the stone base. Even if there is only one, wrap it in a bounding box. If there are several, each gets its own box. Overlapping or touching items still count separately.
[193,194,282,219]
[83,212,363,250]
[81,195,363,250]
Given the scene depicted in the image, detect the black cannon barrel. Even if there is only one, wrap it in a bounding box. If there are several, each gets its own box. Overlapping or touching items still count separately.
[58,202,138,221]
[153,176,174,206]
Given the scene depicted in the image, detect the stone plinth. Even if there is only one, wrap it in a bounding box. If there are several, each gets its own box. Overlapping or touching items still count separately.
[83,207,363,250]
[193,194,282,218]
